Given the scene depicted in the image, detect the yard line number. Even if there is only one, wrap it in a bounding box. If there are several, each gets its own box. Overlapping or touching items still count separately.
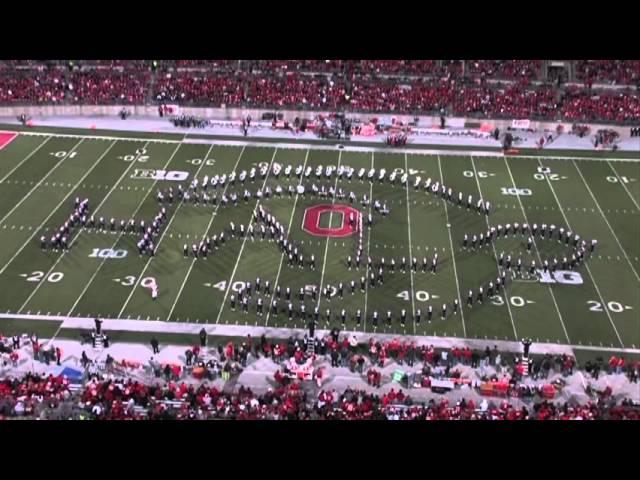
[490,295,528,307]
[25,271,64,283]
[118,276,157,288]
[501,187,532,196]
[89,248,127,259]
[533,173,561,181]
[51,151,78,159]
[587,300,632,313]
[121,148,149,163]
[463,170,489,178]
[606,176,633,184]
[187,158,215,166]
[397,290,430,302]
[212,280,248,293]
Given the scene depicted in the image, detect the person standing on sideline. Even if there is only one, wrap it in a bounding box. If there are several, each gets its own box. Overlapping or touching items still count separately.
[199,328,207,347]
[151,337,160,354]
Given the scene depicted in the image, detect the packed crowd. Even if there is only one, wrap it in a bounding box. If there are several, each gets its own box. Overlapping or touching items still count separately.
[2,61,640,123]
[153,71,245,105]
[242,73,344,109]
[452,84,558,119]
[574,60,640,86]
[137,72,640,122]
[210,331,639,388]
[1,370,638,420]
[2,329,639,419]
[352,60,442,76]
[165,60,238,70]
[559,87,640,123]
[0,70,66,104]
[465,60,541,81]
[229,60,451,77]
[66,70,150,104]
[249,60,347,74]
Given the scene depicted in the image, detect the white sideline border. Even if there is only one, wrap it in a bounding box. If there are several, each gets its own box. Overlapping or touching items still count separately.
[15,130,640,162]
[2,312,638,356]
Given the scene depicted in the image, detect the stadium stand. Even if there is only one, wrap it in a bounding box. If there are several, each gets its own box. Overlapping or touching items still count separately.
[1,60,639,123]
[1,371,638,420]
[559,86,640,123]
[67,70,151,105]
[465,60,542,81]
[3,331,637,420]
[574,60,640,86]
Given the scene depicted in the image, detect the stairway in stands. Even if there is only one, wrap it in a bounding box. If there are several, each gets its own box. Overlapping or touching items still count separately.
[521,356,530,376]
[93,334,104,353]
[306,338,316,356]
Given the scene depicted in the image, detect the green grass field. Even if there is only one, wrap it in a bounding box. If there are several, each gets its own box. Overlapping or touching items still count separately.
[0,127,638,356]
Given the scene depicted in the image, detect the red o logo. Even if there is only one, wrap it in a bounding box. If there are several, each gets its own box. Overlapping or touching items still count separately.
[302,204,360,238]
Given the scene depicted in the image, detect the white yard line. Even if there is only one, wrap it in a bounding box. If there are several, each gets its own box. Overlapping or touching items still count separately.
[470,155,518,340]
[8,312,640,356]
[606,161,640,211]
[362,152,375,332]
[536,157,625,348]
[167,145,243,322]
[213,148,278,324]
[572,159,640,282]
[0,136,51,184]
[65,142,183,319]
[502,156,571,343]
[117,145,211,319]
[316,150,342,310]
[265,149,309,327]
[404,153,416,334]
[436,155,466,337]
[17,140,122,313]
[0,138,84,227]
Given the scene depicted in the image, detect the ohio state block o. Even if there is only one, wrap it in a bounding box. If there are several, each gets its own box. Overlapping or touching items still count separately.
[302,204,360,237]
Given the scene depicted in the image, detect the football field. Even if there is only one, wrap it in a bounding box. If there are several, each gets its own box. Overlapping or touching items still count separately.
[0,128,638,355]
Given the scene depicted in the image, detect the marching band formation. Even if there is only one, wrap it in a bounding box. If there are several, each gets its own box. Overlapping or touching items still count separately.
[39,161,597,326]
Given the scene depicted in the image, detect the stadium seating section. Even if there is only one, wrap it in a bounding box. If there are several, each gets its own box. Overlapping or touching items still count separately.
[0,60,639,123]
[1,371,638,420]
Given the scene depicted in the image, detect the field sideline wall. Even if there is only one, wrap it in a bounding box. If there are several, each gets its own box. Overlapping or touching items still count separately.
[0,105,634,139]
